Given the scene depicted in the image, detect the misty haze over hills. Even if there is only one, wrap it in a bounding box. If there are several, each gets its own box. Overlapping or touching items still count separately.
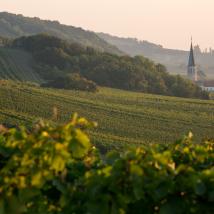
[98,33,214,79]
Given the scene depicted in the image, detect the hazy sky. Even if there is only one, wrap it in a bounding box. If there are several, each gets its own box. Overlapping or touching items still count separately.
[1,0,214,50]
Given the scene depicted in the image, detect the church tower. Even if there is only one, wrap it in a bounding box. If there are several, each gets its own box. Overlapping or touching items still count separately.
[187,39,197,82]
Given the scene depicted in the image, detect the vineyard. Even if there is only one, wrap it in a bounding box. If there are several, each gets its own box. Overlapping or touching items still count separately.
[0,115,213,214]
[0,48,42,83]
[0,80,213,150]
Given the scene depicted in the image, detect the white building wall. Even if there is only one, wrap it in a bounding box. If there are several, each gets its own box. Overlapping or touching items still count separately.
[201,86,214,92]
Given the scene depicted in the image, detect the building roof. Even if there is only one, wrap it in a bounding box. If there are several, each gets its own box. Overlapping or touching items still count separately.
[203,80,214,87]
[188,42,195,67]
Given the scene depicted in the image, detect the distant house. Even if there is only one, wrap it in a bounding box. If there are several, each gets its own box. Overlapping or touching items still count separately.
[201,80,214,92]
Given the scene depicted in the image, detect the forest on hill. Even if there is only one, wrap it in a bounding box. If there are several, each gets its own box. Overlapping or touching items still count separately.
[0,12,122,54]
[4,34,208,99]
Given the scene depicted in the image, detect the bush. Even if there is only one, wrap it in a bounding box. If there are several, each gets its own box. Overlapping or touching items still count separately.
[41,73,98,92]
[0,116,214,214]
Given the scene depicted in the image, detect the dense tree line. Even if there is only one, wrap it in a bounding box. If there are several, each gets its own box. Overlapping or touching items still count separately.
[42,73,97,92]
[12,34,209,99]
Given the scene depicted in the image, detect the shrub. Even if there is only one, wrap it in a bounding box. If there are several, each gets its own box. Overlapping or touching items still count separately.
[0,116,213,214]
[42,73,98,92]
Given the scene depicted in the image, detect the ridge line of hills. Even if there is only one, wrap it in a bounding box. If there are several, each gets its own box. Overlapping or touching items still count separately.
[0,11,213,79]
[0,11,123,55]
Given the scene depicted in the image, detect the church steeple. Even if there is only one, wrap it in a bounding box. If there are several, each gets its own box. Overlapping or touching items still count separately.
[187,38,197,81]
[188,39,195,67]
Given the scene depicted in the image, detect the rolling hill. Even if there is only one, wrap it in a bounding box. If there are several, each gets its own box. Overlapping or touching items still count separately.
[0,80,213,151]
[98,33,214,79]
[0,12,122,54]
[5,34,209,99]
[1,11,214,80]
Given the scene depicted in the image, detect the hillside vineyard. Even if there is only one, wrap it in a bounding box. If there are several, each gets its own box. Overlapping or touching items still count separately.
[0,81,213,151]
[0,7,214,214]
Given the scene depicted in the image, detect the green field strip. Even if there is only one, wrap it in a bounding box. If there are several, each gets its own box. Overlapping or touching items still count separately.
[15,85,214,130]
[0,81,213,148]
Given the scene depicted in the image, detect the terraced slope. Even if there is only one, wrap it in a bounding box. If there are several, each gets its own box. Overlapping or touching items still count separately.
[0,47,42,83]
[0,81,213,150]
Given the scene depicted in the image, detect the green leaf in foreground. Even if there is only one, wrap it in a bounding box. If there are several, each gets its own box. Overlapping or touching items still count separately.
[0,115,213,214]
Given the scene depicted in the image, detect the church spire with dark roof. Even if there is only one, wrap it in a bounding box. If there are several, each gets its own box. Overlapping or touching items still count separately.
[187,37,197,82]
[188,38,195,67]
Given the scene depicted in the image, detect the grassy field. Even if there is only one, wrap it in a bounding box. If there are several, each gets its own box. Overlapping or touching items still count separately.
[0,47,42,83]
[0,80,213,150]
